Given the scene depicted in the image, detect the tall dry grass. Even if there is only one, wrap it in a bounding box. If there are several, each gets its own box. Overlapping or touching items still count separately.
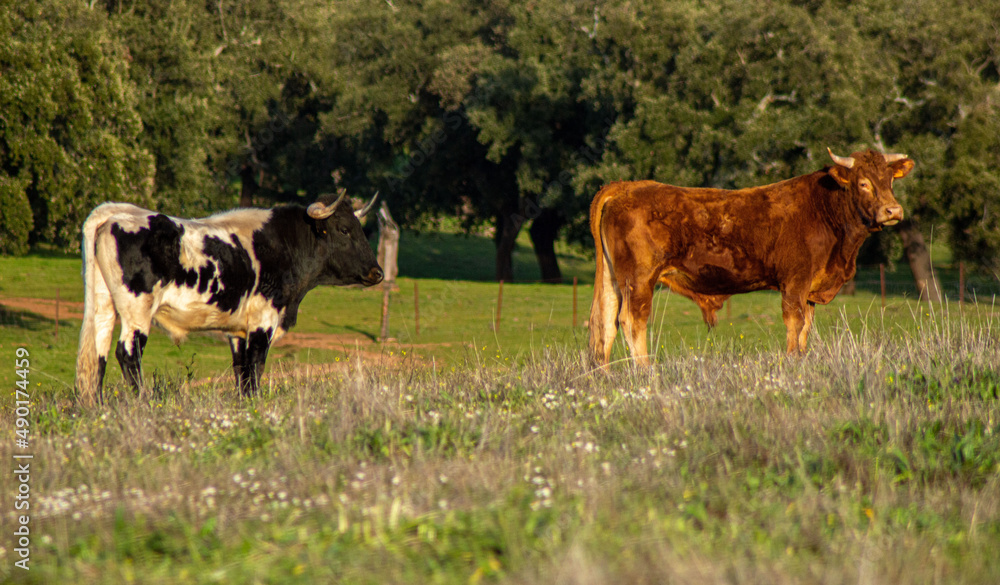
[1,307,998,583]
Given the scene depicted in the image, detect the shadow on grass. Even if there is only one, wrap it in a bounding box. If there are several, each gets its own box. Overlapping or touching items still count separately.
[0,305,58,332]
[343,325,379,343]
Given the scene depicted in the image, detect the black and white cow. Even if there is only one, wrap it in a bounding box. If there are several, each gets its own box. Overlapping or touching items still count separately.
[75,190,383,404]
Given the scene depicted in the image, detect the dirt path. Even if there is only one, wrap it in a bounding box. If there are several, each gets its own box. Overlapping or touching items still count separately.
[0,295,452,362]
[0,296,85,321]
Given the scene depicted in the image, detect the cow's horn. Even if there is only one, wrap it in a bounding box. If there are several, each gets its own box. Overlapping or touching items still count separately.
[827,147,855,169]
[355,191,379,219]
[882,153,909,164]
[307,189,349,220]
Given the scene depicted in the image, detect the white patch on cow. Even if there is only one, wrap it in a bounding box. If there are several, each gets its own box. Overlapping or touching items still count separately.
[152,287,236,341]
[199,208,273,233]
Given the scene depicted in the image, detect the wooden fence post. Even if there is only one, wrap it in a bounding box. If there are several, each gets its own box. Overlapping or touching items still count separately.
[377,203,400,291]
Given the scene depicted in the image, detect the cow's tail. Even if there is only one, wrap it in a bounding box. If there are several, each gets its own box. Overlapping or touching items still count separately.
[75,204,121,405]
[588,182,625,366]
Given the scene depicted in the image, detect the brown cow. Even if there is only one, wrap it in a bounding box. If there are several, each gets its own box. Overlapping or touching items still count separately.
[589,148,914,366]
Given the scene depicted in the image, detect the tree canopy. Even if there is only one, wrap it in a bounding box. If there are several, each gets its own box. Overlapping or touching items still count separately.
[2,0,998,284]
[0,1,153,253]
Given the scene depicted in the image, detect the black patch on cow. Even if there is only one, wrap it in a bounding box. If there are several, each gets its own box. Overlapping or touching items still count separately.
[230,328,273,396]
[96,356,107,405]
[280,300,300,330]
[197,263,216,294]
[115,331,148,391]
[247,328,272,371]
[251,208,302,306]
[113,214,199,295]
[202,234,254,312]
[250,206,318,330]
[113,217,254,312]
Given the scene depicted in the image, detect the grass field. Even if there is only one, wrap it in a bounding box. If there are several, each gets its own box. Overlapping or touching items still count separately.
[1,233,999,583]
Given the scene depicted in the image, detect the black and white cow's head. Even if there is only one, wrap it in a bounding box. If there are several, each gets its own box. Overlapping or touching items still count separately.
[305,190,384,287]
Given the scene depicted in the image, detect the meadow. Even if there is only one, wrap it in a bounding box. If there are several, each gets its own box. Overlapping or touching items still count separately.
[1,231,998,584]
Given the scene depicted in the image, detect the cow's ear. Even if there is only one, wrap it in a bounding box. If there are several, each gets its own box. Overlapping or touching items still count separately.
[827,165,852,188]
[890,158,915,179]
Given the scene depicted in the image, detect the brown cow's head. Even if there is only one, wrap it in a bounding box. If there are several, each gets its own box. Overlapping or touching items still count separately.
[826,148,915,230]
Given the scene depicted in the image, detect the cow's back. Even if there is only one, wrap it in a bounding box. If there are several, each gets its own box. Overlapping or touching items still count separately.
[598,176,821,296]
[89,205,281,340]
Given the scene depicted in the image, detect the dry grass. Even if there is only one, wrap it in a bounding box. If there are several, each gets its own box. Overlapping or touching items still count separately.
[1,308,999,584]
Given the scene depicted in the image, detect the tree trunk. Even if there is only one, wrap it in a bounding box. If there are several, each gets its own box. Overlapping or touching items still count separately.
[239,165,258,208]
[494,206,520,282]
[377,202,400,290]
[529,208,563,283]
[897,219,942,302]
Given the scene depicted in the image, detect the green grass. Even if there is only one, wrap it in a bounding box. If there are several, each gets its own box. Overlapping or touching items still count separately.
[0,249,86,303]
[1,237,999,583]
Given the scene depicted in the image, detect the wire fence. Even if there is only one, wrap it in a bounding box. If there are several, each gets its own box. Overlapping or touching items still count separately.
[3,263,996,348]
[368,263,1000,343]
[845,262,1000,305]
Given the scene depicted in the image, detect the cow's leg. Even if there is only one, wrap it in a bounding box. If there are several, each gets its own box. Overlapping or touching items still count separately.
[618,277,655,367]
[237,327,273,397]
[589,249,621,367]
[228,336,248,395]
[90,281,118,405]
[798,301,816,350]
[103,256,154,395]
[112,292,153,395]
[115,327,149,393]
[780,287,810,354]
[77,238,123,406]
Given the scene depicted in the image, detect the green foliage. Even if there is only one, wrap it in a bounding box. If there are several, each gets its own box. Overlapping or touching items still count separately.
[900,363,1000,403]
[942,107,1000,273]
[0,173,32,255]
[109,0,233,216]
[854,0,1000,267]
[352,418,483,460]
[0,0,154,253]
[3,0,999,289]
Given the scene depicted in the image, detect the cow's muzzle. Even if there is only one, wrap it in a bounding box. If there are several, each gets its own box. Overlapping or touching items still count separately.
[364,266,384,286]
[877,205,904,226]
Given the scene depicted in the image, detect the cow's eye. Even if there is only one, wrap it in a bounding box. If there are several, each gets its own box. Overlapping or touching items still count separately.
[339,227,350,235]
[859,179,871,190]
